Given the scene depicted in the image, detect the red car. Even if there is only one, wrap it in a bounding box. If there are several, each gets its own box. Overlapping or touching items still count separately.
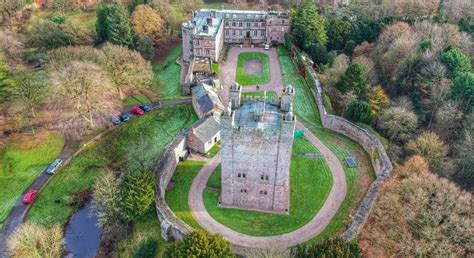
[22,189,38,204]
[131,106,144,116]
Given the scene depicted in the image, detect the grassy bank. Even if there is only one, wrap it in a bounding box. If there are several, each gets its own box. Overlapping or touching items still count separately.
[165,160,205,230]
[277,46,321,127]
[153,46,183,101]
[27,105,197,226]
[0,132,64,228]
[203,137,333,236]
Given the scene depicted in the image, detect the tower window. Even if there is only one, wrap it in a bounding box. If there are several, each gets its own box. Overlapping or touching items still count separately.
[238,173,241,178]
[242,173,246,178]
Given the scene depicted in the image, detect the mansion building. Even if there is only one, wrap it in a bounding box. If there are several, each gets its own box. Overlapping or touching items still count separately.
[182,9,290,62]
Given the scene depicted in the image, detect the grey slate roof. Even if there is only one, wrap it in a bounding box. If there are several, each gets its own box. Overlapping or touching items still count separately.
[192,83,224,115]
[191,115,220,143]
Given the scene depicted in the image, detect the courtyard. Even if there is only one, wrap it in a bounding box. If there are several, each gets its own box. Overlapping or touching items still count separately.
[236,52,270,86]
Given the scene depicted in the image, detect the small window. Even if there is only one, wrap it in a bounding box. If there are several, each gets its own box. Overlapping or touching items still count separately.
[232,22,236,26]
[238,173,241,178]
[264,191,268,195]
[265,175,269,180]
[247,22,250,27]
[225,21,229,26]
[254,30,257,36]
[244,189,247,193]
[260,175,264,180]
[254,22,258,27]
[239,22,242,27]
[259,190,263,195]
[225,30,229,36]
[239,30,242,36]
[243,173,246,178]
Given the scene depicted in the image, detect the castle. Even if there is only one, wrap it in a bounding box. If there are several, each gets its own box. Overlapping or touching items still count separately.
[182,9,290,62]
[220,84,296,213]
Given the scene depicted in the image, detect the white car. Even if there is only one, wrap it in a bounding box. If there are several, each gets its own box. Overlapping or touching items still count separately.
[264,44,270,50]
[46,159,63,174]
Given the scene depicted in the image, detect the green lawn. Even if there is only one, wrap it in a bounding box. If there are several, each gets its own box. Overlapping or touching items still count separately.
[206,165,221,189]
[27,105,198,226]
[165,160,205,230]
[206,143,220,158]
[277,46,321,127]
[202,137,333,236]
[212,63,220,75]
[153,46,183,101]
[236,52,270,86]
[242,90,279,100]
[0,132,64,228]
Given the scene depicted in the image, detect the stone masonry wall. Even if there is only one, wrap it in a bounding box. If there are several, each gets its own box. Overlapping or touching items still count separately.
[154,133,193,241]
[297,50,393,240]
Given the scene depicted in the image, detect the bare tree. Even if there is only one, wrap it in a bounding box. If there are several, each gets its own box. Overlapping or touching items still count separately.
[91,169,124,228]
[49,61,119,131]
[100,43,153,100]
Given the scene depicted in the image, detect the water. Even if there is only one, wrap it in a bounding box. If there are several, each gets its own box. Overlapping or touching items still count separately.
[64,200,102,258]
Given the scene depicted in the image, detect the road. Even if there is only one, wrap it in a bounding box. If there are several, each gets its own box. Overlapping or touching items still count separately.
[0,98,192,257]
[188,121,347,248]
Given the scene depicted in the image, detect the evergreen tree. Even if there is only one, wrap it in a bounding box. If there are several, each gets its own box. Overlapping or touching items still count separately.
[308,43,329,67]
[345,100,373,124]
[337,63,367,98]
[107,2,135,48]
[164,231,234,258]
[451,72,474,112]
[121,170,156,221]
[291,238,362,258]
[96,4,110,44]
[292,0,328,50]
[327,19,352,51]
[441,48,472,78]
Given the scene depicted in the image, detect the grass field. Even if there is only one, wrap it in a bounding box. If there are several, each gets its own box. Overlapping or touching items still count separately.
[123,94,152,107]
[27,105,198,226]
[206,165,221,189]
[236,52,270,86]
[153,46,183,101]
[165,160,205,230]
[203,137,333,236]
[277,46,321,127]
[0,132,64,228]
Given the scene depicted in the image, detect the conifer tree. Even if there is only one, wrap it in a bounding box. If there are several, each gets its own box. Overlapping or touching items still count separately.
[107,2,134,48]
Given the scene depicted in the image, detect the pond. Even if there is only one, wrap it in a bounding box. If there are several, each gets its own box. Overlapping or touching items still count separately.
[64,200,102,257]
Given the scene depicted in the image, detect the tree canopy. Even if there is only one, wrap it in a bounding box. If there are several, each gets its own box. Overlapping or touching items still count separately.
[292,0,328,50]
[164,231,233,258]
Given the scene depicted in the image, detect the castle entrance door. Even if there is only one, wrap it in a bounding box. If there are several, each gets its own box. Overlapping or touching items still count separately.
[246,31,250,38]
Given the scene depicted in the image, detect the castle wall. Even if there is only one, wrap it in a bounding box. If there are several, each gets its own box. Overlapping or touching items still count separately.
[224,19,267,44]
[266,16,290,44]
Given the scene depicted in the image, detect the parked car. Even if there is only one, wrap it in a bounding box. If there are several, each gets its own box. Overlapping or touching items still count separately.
[139,104,152,112]
[264,44,270,50]
[46,159,63,174]
[111,115,121,125]
[22,189,38,204]
[131,106,144,115]
[120,113,130,122]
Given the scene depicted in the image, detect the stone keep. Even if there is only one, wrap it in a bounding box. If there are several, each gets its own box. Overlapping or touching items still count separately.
[220,85,296,213]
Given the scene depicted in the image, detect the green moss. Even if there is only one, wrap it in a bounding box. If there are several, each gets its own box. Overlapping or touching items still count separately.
[202,137,333,236]
[236,52,270,86]
[166,160,205,229]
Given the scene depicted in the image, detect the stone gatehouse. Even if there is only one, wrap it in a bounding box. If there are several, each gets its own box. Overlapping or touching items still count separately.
[220,84,296,213]
[182,9,290,62]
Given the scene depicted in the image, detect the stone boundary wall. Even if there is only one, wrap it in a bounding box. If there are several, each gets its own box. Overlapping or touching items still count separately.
[153,132,193,240]
[296,50,393,240]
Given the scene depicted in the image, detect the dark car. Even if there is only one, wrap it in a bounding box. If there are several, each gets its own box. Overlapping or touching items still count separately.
[120,113,130,122]
[22,189,38,204]
[111,115,121,125]
[131,106,144,115]
[139,105,152,112]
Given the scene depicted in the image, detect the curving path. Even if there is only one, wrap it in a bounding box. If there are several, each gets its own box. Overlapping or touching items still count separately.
[188,121,347,248]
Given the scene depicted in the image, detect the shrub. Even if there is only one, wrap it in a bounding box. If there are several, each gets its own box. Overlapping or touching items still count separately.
[133,237,158,258]
[8,223,64,258]
[164,231,234,258]
[441,48,472,78]
[291,238,362,257]
[345,100,373,124]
